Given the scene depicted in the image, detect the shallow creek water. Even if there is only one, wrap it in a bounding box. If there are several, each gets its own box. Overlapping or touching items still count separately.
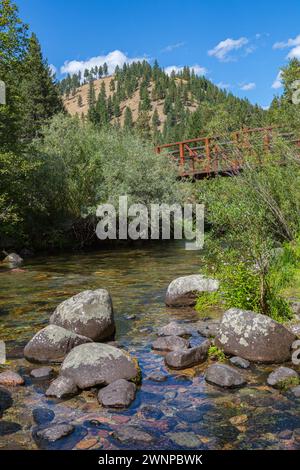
[0,242,300,450]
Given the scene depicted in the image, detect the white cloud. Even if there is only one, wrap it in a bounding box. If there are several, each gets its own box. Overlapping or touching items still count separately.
[164,64,207,76]
[273,35,300,59]
[49,64,57,76]
[240,82,256,91]
[162,42,186,53]
[60,50,147,75]
[208,37,249,61]
[272,71,283,89]
[216,81,231,89]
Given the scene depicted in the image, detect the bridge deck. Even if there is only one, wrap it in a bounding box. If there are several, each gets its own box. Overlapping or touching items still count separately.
[156,127,300,178]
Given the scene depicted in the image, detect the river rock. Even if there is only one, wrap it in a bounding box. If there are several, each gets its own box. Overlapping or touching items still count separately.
[267,367,299,388]
[24,325,92,363]
[165,274,219,307]
[112,426,155,444]
[30,367,54,379]
[287,322,300,337]
[45,376,78,398]
[215,308,296,363]
[229,356,250,369]
[98,379,136,408]
[32,408,55,425]
[291,385,300,398]
[152,335,190,352]
[290,301,300,316]
[50,289,115,341]
[2,253,23,267]
[35,423,74,442]
[157,321,191,337]
[60,343,140,389]
[205,363,247,388]
[167,432,201,449]
[196,320,220,338]
[165,340,210,369]
[0,371,24,386]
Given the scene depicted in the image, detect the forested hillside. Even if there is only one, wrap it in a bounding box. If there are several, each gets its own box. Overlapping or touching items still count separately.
[61,61,266,143]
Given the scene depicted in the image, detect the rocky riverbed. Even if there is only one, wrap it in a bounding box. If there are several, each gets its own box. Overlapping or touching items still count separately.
[0,243,300,450]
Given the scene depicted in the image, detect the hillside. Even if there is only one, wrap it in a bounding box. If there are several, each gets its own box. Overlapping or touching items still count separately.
[63,75,198,130]
[60,61,266,143]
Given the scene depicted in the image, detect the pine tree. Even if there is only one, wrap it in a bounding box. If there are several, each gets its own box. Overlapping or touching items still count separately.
[124,106,133,130]
[19,33,63,140]
[103,62,108,76]
[77,94,83,107]
[136,110,151,140]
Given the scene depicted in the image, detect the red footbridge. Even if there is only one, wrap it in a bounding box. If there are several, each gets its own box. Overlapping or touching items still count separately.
[156,127,300,178]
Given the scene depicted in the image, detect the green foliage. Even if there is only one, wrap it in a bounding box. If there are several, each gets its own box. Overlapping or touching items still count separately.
[276,376,300,391]
[195,291,221,313]
[208,345,226,362]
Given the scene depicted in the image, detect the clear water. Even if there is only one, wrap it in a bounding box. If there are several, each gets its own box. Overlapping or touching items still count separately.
[0,242,299,450]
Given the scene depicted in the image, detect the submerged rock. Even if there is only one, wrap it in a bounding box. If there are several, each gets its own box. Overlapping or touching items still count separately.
[45,376,78,399]
[267,367,299,388]
[112,426,155,444]
[230,356,250,369]
[152,335,190,352]
[165,340,210,369]
[215,308,296,363]
[32,408,55,425]
[98,379,136,408]
[167,431,201,449]
[35,423,74,442]
[60,343,140,389]
[165,274,219,307]
[50,289,115,341]
[30,367,54,379]
[157,321,191,337]
[24,325,92,363]
[0,371,24,386]
[205,363,247,388]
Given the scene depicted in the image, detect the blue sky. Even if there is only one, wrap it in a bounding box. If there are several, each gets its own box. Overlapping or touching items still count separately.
[17,0,300,107]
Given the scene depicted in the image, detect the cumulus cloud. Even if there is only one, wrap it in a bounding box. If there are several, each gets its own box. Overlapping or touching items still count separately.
[49,64,57,76]
[240,82,256,91]
[164,64,207,76]
[273,35,300,59]
[161,42,186,53]
[272,71,283,89]
[208,37,249,61]
[60,50,147,75]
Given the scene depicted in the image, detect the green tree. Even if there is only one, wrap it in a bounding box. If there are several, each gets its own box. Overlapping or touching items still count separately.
[124,106,133,130]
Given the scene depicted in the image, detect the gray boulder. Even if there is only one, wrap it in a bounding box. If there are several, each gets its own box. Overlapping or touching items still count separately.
[291,385,300,397]
[287,322,300,337]
[157,321,191,337]
[60,343,140,389]
[196,320,220,338]
[229,356,250,369]
[267,366,299,388]
[165,274,219,307]
[0,371,24,386]
[98,379,136,408]
[2,253,23,267]
[215,308,296,363]
[165,340,210,369]
[152,335,190,352]
[46,376,78,398]
[205,363,247,388]
[24,325,92,363]
[50,289,115,341]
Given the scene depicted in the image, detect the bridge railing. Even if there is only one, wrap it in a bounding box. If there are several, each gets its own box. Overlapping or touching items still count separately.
[156,126,300,177]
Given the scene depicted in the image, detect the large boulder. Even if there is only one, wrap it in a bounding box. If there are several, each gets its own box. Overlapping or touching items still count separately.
[205,363,247,388]
[165,274,219,307]
[60,343,140,389]
[24,325,92,363]
[165,340,210,369]
[215,308,296,363]
[50,289,115,341]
